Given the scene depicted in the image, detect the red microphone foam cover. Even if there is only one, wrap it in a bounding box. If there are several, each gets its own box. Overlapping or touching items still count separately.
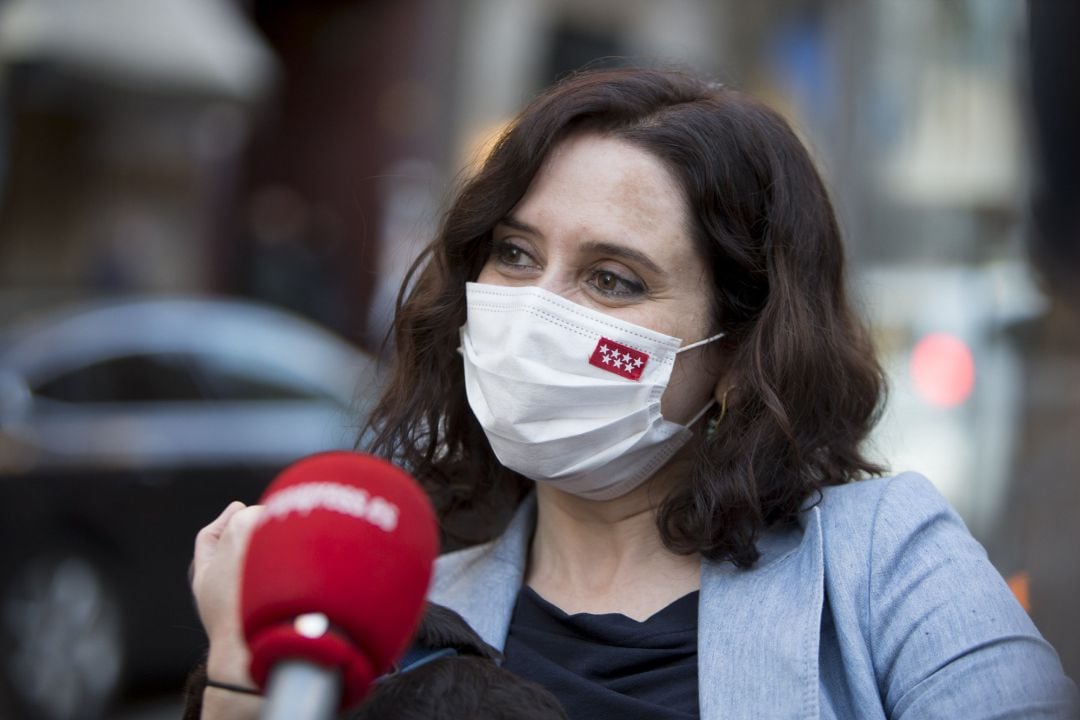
[240,452,438,708]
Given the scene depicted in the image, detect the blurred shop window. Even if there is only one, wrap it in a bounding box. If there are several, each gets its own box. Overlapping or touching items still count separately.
[34,355,204,404]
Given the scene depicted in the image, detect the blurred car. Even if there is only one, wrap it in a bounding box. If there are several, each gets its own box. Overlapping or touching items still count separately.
[0,296,382,720]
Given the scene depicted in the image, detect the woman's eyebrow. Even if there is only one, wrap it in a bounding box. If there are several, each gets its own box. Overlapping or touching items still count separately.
[580,240,665,276]
[497,215,544,237]
[497,215,665,276]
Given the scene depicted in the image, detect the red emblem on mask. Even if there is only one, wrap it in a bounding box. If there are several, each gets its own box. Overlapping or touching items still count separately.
[589,337,648,380]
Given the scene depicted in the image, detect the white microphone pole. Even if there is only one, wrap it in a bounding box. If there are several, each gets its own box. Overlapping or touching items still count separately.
[260,660,342,720]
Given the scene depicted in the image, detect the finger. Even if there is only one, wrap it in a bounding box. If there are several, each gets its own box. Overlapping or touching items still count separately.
[203,501,248,542]
[193,501,248,574]
[192,504,266,591]
[217,505,266,551]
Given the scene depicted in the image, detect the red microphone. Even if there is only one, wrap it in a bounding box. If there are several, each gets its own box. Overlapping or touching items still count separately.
[240,452,438,719]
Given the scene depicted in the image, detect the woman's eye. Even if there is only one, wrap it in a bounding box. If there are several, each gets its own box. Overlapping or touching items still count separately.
[595,271,619,292]
[492,240,534,269]
[589,269,644,298]
[500,245,524,264]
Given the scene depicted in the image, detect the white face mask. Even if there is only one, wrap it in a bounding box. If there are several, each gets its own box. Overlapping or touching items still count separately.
[460,282,724,501]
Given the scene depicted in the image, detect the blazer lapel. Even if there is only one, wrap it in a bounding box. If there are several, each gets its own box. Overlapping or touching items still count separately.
[698,505,825,719]
[428,495,536,652]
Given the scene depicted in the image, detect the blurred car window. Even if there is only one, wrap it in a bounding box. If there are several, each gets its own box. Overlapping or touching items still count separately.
[31,352,338,405]
[189,355,335,402]
[33,354,204,403]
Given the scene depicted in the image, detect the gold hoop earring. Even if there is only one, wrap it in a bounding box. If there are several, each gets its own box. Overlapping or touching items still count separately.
[718,385,736,423]
[706,385,735,441]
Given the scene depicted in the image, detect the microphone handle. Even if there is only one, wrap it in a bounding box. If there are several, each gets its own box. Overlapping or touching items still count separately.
[260,660,343,720]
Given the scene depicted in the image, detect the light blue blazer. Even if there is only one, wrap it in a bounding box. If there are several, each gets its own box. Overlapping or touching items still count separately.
[429,472,1079,719]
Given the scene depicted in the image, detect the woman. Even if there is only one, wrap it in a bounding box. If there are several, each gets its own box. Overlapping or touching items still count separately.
[190,68,1078,719]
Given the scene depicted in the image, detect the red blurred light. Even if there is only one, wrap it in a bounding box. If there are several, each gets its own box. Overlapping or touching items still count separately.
[910,333,975,408]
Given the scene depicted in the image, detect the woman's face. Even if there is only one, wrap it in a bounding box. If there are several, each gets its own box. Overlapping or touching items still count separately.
[476,132,722,425]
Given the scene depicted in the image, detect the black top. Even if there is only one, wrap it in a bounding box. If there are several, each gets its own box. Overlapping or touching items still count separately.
[502,586,700,720]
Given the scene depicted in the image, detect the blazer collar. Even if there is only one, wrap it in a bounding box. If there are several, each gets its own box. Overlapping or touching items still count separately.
[429,494,536,652]
[429,496,825,720]
[698,505,824,719]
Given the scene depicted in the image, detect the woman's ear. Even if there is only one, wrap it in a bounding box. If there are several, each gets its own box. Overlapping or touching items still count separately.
[708,339,735,403]
[712,380,726,405]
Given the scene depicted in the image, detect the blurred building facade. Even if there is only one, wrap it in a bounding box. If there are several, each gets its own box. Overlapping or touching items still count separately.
[1,0,1077,704]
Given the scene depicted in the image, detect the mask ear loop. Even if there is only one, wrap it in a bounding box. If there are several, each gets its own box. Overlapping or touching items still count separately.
[675,331,726,354]
[677,331,727,437]
[685,398,716,430]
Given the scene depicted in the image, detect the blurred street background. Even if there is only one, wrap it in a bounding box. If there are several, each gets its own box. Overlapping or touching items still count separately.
[0,0,1078,718]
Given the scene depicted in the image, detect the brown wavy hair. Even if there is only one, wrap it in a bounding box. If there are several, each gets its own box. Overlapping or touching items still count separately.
[366,67,886,567]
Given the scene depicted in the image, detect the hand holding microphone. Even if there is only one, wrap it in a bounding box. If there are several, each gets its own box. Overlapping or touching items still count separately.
[241,452,438,719]
[192,501,264,696]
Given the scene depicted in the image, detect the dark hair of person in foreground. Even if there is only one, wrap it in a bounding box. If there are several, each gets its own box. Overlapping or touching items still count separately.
[367,66,887,567]
[182,603,568,720]
[355,604,567,720]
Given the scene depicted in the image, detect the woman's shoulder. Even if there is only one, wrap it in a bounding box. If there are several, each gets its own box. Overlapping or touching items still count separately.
[811,471,962,554]
[806,473,1079,716]
[806,470,981,601]
[807,471,996,600]
[815,470,945,516]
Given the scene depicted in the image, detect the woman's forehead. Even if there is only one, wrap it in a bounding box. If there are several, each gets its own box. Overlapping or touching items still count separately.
[508,133,697,264]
